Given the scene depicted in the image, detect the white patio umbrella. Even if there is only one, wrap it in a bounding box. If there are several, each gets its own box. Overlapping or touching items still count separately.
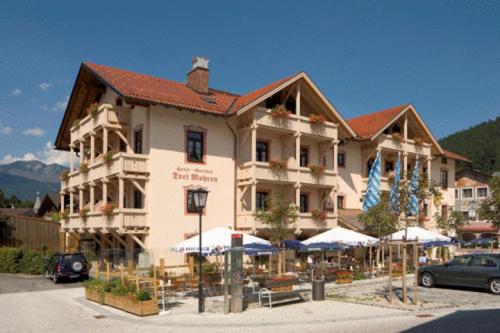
[170,227,270,255]
[301,226,378,247]
[388,226,451,244]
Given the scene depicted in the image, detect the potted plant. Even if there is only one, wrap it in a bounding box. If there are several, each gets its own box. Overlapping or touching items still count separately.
[60,171,70,182]
[79,207,90,220]
[309,114,326,124]
[391,263,402,277]
[103,151,116,167]
[308,164,325,177]
[311,208,327,221]
[61,209,70,221]
[101,203,115,218]
[270,105,291,119]
[335,271,354,284]
[86,102,99,118]
[266,275,296,291]
[79,162,89,174]
[414,137,424,147]
[269,159,288,171]
[391,132,402,142]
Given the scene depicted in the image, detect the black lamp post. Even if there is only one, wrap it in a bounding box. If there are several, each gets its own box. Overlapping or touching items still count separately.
[192,188,209,313]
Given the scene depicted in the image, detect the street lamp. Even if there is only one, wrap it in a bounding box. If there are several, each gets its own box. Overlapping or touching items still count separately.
[192,187,209,313]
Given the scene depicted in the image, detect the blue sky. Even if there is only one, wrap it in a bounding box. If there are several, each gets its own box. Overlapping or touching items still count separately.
[0,0,499,165]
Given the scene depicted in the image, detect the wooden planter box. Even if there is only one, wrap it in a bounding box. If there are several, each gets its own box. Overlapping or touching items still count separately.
[335,278,353,284]
[85,288,158,316]
[266,276,296,291]
[391,271,402,278]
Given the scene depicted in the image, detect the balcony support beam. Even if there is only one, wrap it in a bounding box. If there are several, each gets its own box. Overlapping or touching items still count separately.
[131,234,146,249]
[111,230,127,248]
[119,176,124,209]
[79,140,84,164]
[131,179,146,196]
[69,190,74,214]
[89,182,95,213]
[403,152,408,176]
[403,114,408,141]
[251,182,256,212]
[69,145,75,173]
[79,187,84,212]
[296,82,301,117]
[333,141,338,174]
[103,127,108,155]
[90,132,96,164]
[102,179,108,206]
[114,129,133,153]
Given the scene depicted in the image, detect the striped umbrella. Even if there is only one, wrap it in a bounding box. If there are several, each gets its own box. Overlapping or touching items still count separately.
[406,156,419,215]
[389,152,401,213]
[363,151,381,212]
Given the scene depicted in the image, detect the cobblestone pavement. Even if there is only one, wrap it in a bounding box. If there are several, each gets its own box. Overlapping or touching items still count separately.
[0,273,83,294]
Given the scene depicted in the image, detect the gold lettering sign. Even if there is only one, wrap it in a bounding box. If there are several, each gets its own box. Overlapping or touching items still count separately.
[171,167,218,183]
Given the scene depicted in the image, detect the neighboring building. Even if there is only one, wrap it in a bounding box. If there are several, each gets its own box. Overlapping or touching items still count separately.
[36,192,62,219]
[454,169,496,241]
[54,58,463,264]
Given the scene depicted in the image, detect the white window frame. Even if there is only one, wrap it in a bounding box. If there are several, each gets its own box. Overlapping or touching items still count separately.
[462,188,473,199]
[476,187,488,198]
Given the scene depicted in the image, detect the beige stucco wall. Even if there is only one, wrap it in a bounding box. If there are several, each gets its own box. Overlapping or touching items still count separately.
[337,141,364,210]
[147,106,236,265]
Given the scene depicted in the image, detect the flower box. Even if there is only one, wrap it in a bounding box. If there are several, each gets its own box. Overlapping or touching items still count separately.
[265,276,296,291]
[269,159,288,171]
[308,164,325,177]
[270,105,291,119]
[335,271,353,284]
[85,288,158,316]
[308,114,326,124]
[335,278,353,284]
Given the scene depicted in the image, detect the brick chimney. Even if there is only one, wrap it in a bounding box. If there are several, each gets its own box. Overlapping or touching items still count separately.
[187,57,210,94]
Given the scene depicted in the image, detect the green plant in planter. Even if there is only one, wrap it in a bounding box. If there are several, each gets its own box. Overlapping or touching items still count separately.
[311,208,327,221]
[308,164,325,177]
[136,290,152,301]
[79,207,90,220]
[51,212,61,222]
[270,105,291,119]
[269,159,288,171]
[103,151,116,167]
[79,163,89,174]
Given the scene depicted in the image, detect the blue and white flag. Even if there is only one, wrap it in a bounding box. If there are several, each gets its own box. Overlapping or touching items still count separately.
[407,156,419,215]
[363,151,381,212]
[389,152,401,213]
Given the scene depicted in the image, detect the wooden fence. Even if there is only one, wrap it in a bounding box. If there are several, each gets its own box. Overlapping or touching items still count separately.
[0,211,62,251]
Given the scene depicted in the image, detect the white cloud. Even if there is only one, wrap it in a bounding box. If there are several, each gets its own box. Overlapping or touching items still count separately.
[41,96,69,112]
[0,122,13,135]
[11,89,22,96]
[0,141,71,166]
[22,127,45,137]
[38,82,52,91]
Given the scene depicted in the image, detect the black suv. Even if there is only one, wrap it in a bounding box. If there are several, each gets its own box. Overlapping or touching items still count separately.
[45,253,89,283]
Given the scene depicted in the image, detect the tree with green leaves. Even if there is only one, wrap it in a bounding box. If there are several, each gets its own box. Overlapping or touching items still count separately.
[479,176,500,228]
[358,195,397,239]
[254,191,298,275]
[434,210,468,235]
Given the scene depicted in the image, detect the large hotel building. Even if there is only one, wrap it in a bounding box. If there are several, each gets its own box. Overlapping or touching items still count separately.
[55,57,465,265]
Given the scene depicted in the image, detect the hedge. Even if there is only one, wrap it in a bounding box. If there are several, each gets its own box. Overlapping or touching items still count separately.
[0,247,51,275]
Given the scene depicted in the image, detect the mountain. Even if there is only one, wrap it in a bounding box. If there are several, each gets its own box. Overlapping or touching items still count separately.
[0,160,67,201]
[439,117,500,175]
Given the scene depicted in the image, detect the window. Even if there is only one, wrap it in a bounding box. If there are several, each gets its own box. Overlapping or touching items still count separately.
[337,195,344,209]
[134,190,142,209]
[440,169,448,189]
[116,98,123,106]
[477,187,488,198]
[186,190,199,213]
[442,205,448,219]
[338,152,345,168]
[134,128,143,154]
[441,157,447,164]
[471,257,497,268]
[449,256,471,267]
[300,147,309,167]
[455,189,459,199]
[187,130,204,163]
[256,192,269,211]
[299,193,309,213]
[366,159,374,177]
[385,161,394,173]
[256,141,269,162]
[462,188,473,199]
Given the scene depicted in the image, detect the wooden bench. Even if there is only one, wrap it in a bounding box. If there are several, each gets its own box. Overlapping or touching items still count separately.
[258,288,304,309]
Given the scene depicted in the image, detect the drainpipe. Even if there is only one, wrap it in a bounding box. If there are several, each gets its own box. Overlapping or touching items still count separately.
[224,99,238,230]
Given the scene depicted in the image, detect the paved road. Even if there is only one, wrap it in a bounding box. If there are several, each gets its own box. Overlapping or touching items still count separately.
[0,274,82,294]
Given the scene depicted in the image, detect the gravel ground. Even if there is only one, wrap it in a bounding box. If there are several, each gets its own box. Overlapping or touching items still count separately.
[0,273,83,294]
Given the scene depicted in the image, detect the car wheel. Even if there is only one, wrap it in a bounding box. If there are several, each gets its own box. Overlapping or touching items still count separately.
[45,270,50,279]
[52,273,59,284]
[420,272,435,288]
[488,278,500,295]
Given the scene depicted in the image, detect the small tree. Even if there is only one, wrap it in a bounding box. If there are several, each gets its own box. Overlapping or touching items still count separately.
[254,191,298,275]
[358,196,397,239]
[479,176,500,228]
[434,210,467,235]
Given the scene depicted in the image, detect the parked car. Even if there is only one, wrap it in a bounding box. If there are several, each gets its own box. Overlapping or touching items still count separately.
[45,252,89,283]
[419,254,500,295]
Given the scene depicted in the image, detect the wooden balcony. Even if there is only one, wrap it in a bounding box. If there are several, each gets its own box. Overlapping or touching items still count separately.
[299,168,336,187]
[70,104,129,144]
[62,209,148,232]
[237,162,298,183]
[237,212,336,230]
[253,108,337,138]
[62,153,149,190]
[362,176,391,192]
[377,134,431,156]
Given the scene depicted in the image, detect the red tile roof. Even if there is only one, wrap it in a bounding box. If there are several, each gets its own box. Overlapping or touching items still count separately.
[84,62,239,115]
[443,149,471,163]
[346,104,410,139]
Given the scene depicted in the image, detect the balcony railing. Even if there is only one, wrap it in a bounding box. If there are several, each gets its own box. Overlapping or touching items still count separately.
[62,209,147,231]
[299,168,336,186]
[62,153,149,190]
[237,212,336,230]
[377,134,431,156]
[70,104,129,144]
[253,108,337,138]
